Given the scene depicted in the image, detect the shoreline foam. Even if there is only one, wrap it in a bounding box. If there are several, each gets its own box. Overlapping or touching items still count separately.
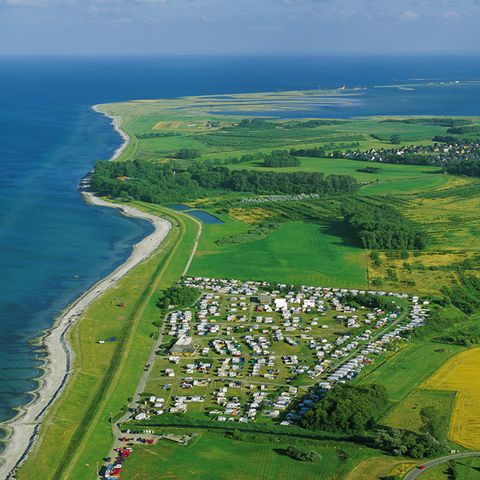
[0,107,170,479]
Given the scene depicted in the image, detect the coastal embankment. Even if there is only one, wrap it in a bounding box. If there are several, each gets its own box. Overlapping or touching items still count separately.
[0,109,170,479]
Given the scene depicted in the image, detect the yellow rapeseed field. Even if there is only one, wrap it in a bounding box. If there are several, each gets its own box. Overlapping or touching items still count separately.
[422,348,480,449]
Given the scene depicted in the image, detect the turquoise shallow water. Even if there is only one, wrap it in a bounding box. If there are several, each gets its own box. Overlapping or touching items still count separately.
[0,54,480,436]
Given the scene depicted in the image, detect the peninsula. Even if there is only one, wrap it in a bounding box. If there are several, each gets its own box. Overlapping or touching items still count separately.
[7,90,480,480]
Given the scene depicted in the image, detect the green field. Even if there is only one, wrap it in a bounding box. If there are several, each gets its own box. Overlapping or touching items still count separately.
[121,433,376,480]
[189,219,367,287]
[229,155,442,179]
[422,457,480,479]
[381,389,456,438]
[357,342,465,402]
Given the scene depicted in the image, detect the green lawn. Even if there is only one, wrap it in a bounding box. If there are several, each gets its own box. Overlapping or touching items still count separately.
[188,220,367,288]
[357,342,465,403]
[121,432,376,480]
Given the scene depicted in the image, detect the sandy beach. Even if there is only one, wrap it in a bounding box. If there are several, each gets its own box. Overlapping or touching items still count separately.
[0,111,170,479]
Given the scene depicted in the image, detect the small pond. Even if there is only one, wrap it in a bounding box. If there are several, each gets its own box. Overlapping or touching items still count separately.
[187,210,224,224]
[168,203,192,211]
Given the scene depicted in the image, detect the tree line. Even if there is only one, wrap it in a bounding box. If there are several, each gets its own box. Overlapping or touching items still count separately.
[90,159,360,203]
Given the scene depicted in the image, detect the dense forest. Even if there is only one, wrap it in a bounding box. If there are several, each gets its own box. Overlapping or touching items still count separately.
[90,159,360,203]
[299,384,388,434]
[343,203,429,250]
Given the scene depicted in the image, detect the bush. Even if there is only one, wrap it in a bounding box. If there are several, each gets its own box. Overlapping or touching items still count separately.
[284,445,318,462]
[373,427,446,458]
[174,148,200,159]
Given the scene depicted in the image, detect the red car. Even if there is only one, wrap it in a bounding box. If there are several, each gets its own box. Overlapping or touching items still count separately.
[417,465,427,470]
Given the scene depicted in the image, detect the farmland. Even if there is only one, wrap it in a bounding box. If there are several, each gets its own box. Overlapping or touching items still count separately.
[356,342,465,403]
[422,348,480,450]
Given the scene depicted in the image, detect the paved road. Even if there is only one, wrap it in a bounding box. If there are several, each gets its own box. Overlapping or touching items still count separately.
[404,452,480,479]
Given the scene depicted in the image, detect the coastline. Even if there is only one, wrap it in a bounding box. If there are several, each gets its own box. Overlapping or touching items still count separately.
[0,108,170,479]
[92,104,130,161]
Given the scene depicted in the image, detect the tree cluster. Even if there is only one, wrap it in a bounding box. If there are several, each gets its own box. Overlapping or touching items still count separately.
[373,427,445,459]
[290,146,327,158]
[262,150,301,167]
[284,446,319,462]
[343,203,429,250]
[357,166,381,174]
[446,159,480,177]
[229,118,276,130]
[447,125,480,135]
[173,148,200,159]
[299,384,388,434]
[342,293,398,313]
[157,286,199,310]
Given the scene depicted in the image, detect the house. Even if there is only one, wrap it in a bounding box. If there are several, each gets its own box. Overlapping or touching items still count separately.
[170,336,196,356]
[274,298,288,310]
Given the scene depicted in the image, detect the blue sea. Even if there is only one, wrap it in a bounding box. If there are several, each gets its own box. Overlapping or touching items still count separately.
[1,54,480,438]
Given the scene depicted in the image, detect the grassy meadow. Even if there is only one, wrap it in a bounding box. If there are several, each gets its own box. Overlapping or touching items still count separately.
[188,219,367,288]
[381,389,456,437]
[120,432,377,480]
[422,457,480,480]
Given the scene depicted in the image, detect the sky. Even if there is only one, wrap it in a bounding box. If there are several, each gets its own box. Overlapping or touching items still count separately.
[1,0,480,55]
